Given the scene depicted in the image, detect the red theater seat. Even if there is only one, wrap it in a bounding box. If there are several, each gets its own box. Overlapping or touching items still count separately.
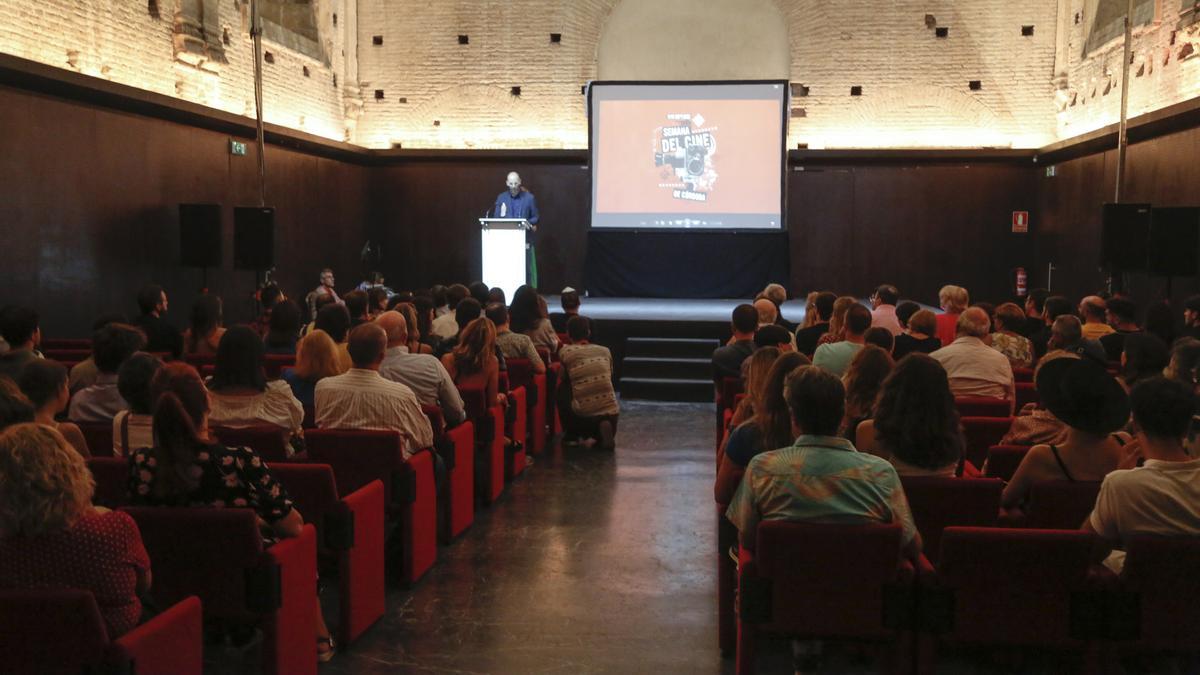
[458,383,505,504]
[983,445,1030,483]
[40,338,91,351]
[0,589,202,675]
[211,425,293,462]
[1015,381,1039,409]
[507,357,548,454]
[124,507,318,675]
[954,396,1010,418]
[88,456,130,509]
[269,464,386,646]
[1119,536,1200,655]
[263,353,295,379]
[960,417,1014,468]
[42,348,92,363]
[304,429,437,585]
[506,385,528,481]
[899,476,1002,564]
[1021,480,1102,530]
[421,404,475,540]
[1012,366,1034,383]
[716,377,744,452]
[76,421,114,457]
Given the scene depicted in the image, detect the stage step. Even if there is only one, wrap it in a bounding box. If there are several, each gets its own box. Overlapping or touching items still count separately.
[625,337,720,359]
[619,377,714,403]
[622,356,713,380]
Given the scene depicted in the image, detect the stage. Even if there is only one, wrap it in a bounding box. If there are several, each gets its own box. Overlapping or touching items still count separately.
[545,295,809,325]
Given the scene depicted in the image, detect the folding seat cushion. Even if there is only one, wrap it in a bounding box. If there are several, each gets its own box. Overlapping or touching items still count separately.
[124,507,318,675]
[983,445,1030,483]
[458,383,505,504]
[899,476,1002,564]
[1023,480,1102,530]
[954,396,1010,418]
[960,417,1015,468]
[87,456,131,509]
[270,464,386,645]
[0,589,202,675]
[76,421,115,458]
[506,357,547,454]
[211,425,293,462]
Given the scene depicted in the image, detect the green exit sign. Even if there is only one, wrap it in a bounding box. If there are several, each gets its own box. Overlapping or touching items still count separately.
[229,139,247,156]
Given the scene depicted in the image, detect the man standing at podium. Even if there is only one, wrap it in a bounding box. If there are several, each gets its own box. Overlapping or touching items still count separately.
[493,171,540,288]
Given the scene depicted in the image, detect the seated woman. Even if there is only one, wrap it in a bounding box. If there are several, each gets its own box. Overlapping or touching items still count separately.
[282,329,344,409]
[182,294,226,357]
[112,353,163,456]
[729,347,781,429]
[411,296,440,351]
[856,353,965,477]
[510,285,559,354]
[17,359,89,457]
[990,302,1034,368]
[892,309,941,360]
[128,361,333,660]
[841,345,893,442]
[815,296,857,348]
[443,317,504,408]
[0,423,150,638]
[0,377,35,430]
[397,303,434,356]
[719,352,811,468]
[263,299,302,355]
[207,327,304,444]
[1001,357,1130,515]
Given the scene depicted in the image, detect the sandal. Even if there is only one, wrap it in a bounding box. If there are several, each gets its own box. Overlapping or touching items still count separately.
[317,635,336,663]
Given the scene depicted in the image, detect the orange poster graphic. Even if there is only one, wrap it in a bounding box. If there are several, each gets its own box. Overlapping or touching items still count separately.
[595,99,782,214]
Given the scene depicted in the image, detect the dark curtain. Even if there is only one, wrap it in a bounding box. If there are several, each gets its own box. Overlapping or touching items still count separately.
[585,231,789,298]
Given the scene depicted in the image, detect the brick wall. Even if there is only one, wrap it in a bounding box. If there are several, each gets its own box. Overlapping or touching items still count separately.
[1057,0,1200,139]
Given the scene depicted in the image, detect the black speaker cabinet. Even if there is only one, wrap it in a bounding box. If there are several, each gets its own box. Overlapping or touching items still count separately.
[233,207,275,271]
[179,204,222,268]
[1149,207,1200,277]
[1100,203,1151,272]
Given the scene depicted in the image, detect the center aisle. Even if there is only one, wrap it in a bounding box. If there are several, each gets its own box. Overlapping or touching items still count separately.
[326,400,728,674]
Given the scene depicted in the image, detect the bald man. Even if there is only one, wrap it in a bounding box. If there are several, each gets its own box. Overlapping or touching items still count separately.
[753,297,797,351]
[1079,295,1115,340]
[376,311,466,426]
[931,307,1015,409]
[493,171,540,287]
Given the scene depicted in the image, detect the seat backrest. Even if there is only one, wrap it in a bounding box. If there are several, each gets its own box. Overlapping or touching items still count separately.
[41,338,92,351]
[719,377,744,410]
[1025,480,1102,529]
[42,348,93,362]
[1012,366,1035,383]
[983,445,1030,482]
[535,345,553,364]
[263,354,295,379]
[506,358,537,389]
[76,421,115,458]
[305,429,405,504]
[0,589,111,675]
[123,507,264,620]
[1015,382,1039,409]
[960,417,1015,467]
[87,456,130,509]
[183,353,215,367]
[1122,536,1200,649]
[955,396,1010,418]
[898,476,1001,564]
[458,383,490,422]
[420,404,446,441]
[211,425,291,463]
[937,527,1095,646]
[753,521,903,637]
[269,463,340,545]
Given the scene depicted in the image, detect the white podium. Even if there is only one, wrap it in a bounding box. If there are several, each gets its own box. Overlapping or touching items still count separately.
[479,218,531,300]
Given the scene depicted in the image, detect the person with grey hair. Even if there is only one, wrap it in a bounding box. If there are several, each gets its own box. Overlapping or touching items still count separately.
[760,283,796,331]
[376,311,466,427]
[1048,314,1109,365]
[931,307,1015,407]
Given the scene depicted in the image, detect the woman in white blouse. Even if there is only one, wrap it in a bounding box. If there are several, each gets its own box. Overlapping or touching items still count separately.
[206,326,304,440]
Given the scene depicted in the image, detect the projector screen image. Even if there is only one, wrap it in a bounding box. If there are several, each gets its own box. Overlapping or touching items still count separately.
[589,81,787,230]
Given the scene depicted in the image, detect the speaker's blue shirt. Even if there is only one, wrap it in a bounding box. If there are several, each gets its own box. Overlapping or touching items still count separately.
[493,189,539,224]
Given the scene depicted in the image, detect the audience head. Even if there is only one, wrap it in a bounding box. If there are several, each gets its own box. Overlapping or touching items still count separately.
[1130,376,1194,443]
[1121,333,1169,388]
[1026,288,1050,317]
[367,287,390,316]
[1036,357,1130,436]
[872,353,964,470]
[93,323,146,374]
[1185,295,1200,326]
[0,378,35,430]
[445,284,470,310]
[485,302,510,328]
[148,362,210,497]
[753,298,778,326]
[136,284,167,316]
[863,327,895,352]
[455,298,483,332]
[744,347,782,411]
[487,287,507,306]
[0,423,93,538]
[754,324,791,350]
[319,268,335,287]
[258,283,282,311]
[468,282,491,307]
[904,310,935,338]
[509,285,544,333]
[411,295,435,337]
[567,315,592,343]
[343,290,369,321]
[828,296,857,334]
[972,302,996,327]
[17,359,69,415]
[755,352,812,450]
[561,289,581,312]
[453,317,497,375]
[730,304,759,337]
[1105,296,1137,328]
[844,303,872,338]
[1143,301,1174,345]
[1043,296,1073,324]
[430,285,448,308]
[116,353,163,415]
[394,303,420,341]
[347,323,388,369]
[938,285,969,314]
[785,366,844,437]
[294,330,343,381]
[956,307,991,339]
[993,302,1025,334]
[761,283,788,307]
[1050,315,1083,349]
[801,292,819,328]
[375,311,408,346]
[1165,337,1200,389]
[1079,295,1107,321]
[188,294,223,339]
[843,345,894,417]
[896,301,920,329]
[266,299,302,347]
[210,326,267,392]
[872,284,899,307]
[315,303,351,343]
[813,292,837,323]
[0,306,39,349]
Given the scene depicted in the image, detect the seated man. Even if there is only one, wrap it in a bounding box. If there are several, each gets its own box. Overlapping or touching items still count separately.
[315,323,434,456]
[930,307,1015,406]
[430,284,471,340]
[712,304,759,382]
[1085,376,1200,573]
[726,365,920,558]
[869,284,903,336]
[375,311,467,427]
[813,303,871,378]
[1079,295,1115,341]
[69,323,145,423]
[549,287,594,337]
[1048,314,1109,365]
[558,316,619,450]
[133,284,182,359]
[1100,297,1143,362]
[754,298,797,351]
[0,306,41,382]
[487,303,546,374]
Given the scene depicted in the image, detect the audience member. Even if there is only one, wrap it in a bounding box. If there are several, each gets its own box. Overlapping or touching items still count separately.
[395,303,434,355]
[343,290,371,329]
[1100,296,1142,362]
[0,306,41,381]
[795,291,837,355]
[726,366,921,560]
[510,285,559,353]
[720,352,811,471]
[856,353,965,477]
[0,378,35,430]
[1024,288,1050,337]
[410,295,439,350]
[892,309,941,360]
[729,347,782,429]
[815,296,858,349]
[69,314,128,393]
[869,284,902,336]
[1143,300,1175,346]
[376,311,466,427]
[712,304,758,382]
[431,284,470,338]
[69,324,144,422]
[840,345,893,441]
[1085,376,1200,574]
[752,324,793,352]
[305,267,341,320]
[1047,314,1109,365]
[931,307,1014,406]
[999,352,1076,446]
[314,302,353,371]
[972,302,996,329]
[558,316,620,450]
[430,284,450,317]
[934,285,969,348]
[813,303,871,377]
[550,287,584,333]
[1184,295,1200,340]
[250,283,283,338]
[1079,295,1115,340]
[0,423,150,638]
[18,359,89,457]
[433,298,488,360]
[760,283,796,331]
[112,353,162,456]
[1000,358,1130,514]
[468,281,491,309]
[1032,295,1074,358]
[487,287,507,306]
[1164,337,1200,390]
[895,301,920,331]
[487,303,545,373]
[282,330,344,409]
[1119,333,1169,391]
[798,292,820,330]
[206,326,303,442]
[442,317,504,409]
[264,299,303,355]
[367,286,390,319]
[316,324,434,455]
[990,302,1034,368]
[753,297,780,329]
[133,284,182,359]
[182,294,225,356]
[863,326,895,353]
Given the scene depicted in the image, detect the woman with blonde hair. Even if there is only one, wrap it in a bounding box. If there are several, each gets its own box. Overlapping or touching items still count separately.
[730,347,782,428]
[443,317,503,407]
[815,296,859,348]
[0,423,151,637]
[396,303,434,355]
[800,291,820,329]
[283,329,345,409]
[935,285,969,347]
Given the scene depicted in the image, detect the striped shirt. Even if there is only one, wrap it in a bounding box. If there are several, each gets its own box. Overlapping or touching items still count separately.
[559,343,619,417]
[379,346,467,426]
[314,368,434,457]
